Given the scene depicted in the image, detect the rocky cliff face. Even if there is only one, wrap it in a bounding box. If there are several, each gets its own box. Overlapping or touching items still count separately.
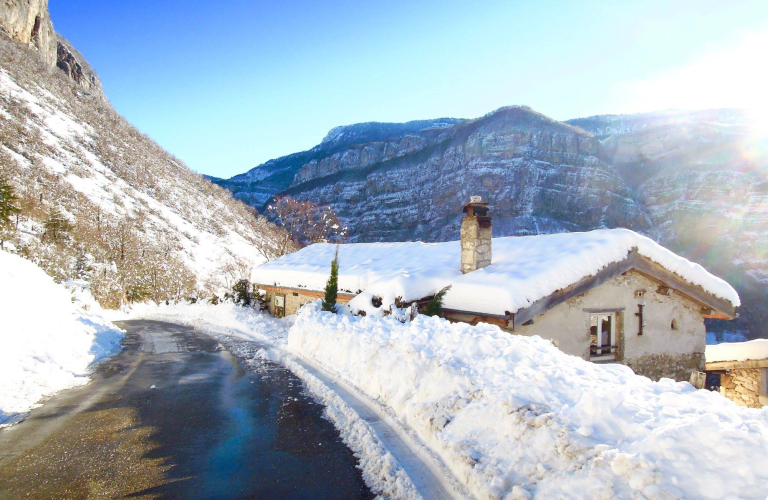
[0,0,102,97]
[275,107,650,242]
[571,109,768,338]
[218,107,767,338]
[0,0,56,66]
[55,34,103,96]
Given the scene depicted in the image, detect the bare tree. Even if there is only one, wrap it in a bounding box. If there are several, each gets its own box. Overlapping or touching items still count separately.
[268,196,347,251]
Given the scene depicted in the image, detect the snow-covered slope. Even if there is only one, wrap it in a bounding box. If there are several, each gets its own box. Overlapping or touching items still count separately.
[0,25,288,306]
[0,250,123,427]
[289,303,768,500]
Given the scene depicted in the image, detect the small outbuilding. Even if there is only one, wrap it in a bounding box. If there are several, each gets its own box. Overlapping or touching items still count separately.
[253,198,740,382]
[706,340,768,408]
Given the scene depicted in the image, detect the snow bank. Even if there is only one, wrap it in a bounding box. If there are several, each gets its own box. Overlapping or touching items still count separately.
[0,251,123,426]
[252,229,739,318]
[288,303,768,500]
[707,340,768,363]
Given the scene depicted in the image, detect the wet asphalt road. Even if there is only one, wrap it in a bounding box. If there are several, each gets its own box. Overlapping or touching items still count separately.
[0,320,374,500]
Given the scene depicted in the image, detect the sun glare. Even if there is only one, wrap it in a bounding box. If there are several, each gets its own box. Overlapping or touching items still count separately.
[626,32,768,141]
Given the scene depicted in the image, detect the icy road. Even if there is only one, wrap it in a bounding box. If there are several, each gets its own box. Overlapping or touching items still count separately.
[0,320,373,499]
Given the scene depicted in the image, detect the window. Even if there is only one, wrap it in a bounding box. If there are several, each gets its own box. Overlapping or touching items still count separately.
[671,318,679,330]
[590,313,616,358]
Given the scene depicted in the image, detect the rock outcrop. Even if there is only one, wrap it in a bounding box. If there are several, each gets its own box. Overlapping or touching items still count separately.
[0,0,56,66]
[0,0,102,97]
[56,34,103,96]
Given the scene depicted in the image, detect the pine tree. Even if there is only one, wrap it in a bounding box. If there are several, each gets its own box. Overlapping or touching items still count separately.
[0,175,20,249]
[232,278,252,306]
[321,247,339,312]
[423,285,452,317]
[74,250,90,280]
[43,206,70,243]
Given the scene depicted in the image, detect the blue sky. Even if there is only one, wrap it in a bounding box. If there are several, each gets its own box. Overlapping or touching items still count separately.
[49,0,768,178]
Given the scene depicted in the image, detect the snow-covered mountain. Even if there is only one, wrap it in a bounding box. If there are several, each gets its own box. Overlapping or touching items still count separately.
[217,107,767,338]
[0,0,288,307]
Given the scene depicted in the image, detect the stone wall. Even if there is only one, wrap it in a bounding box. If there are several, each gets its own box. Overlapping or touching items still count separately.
[624,353,705,382]
[720,368,767,408]
[262,287,352,316]
[516,270,707,381]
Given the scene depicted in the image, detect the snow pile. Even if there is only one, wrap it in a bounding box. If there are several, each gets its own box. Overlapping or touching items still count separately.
[252,228,739,317]
[0,251,123,426]
[288,303,768,500]
[707,340,768,363]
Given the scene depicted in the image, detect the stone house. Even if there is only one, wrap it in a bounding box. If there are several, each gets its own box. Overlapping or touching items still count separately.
[705,341,768,408]
[253,198,739,381]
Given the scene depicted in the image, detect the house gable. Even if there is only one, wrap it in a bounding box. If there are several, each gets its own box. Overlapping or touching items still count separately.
[512,249,736,329]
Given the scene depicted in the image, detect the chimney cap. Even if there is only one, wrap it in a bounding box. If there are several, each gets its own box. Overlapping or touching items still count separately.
[463,196,490,216]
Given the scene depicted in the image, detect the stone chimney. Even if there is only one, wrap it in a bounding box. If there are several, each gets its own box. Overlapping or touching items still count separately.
[461,196,492,273]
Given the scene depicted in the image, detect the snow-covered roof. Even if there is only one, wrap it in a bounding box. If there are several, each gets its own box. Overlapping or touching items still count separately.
[252,229,740,317]
[706,340,768,363]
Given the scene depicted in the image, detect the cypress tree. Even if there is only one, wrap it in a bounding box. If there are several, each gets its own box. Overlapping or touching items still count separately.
[321,247,339,312]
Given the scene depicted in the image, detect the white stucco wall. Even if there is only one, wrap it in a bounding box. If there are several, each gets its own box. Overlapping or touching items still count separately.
[516,271,706,380]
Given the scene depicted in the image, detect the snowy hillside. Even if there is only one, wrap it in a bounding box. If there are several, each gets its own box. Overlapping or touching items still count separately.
[0,250,123,427]
[0,28,290,307]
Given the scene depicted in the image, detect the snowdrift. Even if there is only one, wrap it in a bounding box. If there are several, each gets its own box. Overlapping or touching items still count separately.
[288,303,768,500]
[0,251,123,426]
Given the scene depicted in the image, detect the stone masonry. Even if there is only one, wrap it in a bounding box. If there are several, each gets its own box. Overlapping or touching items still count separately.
[719,368,767,408]
[461,216,492,273]
[624,352,705,382]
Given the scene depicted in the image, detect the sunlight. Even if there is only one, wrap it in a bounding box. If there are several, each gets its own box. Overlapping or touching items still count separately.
[625,32,768,139]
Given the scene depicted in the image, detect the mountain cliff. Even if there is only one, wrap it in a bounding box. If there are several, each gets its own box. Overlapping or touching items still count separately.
[217,108,767,338]
[0,0,103,98]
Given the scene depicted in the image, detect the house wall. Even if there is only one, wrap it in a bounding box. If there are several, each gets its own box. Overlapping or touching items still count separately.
[260,286,353,316]
[515,270,706,381]
[719,368,768,408]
